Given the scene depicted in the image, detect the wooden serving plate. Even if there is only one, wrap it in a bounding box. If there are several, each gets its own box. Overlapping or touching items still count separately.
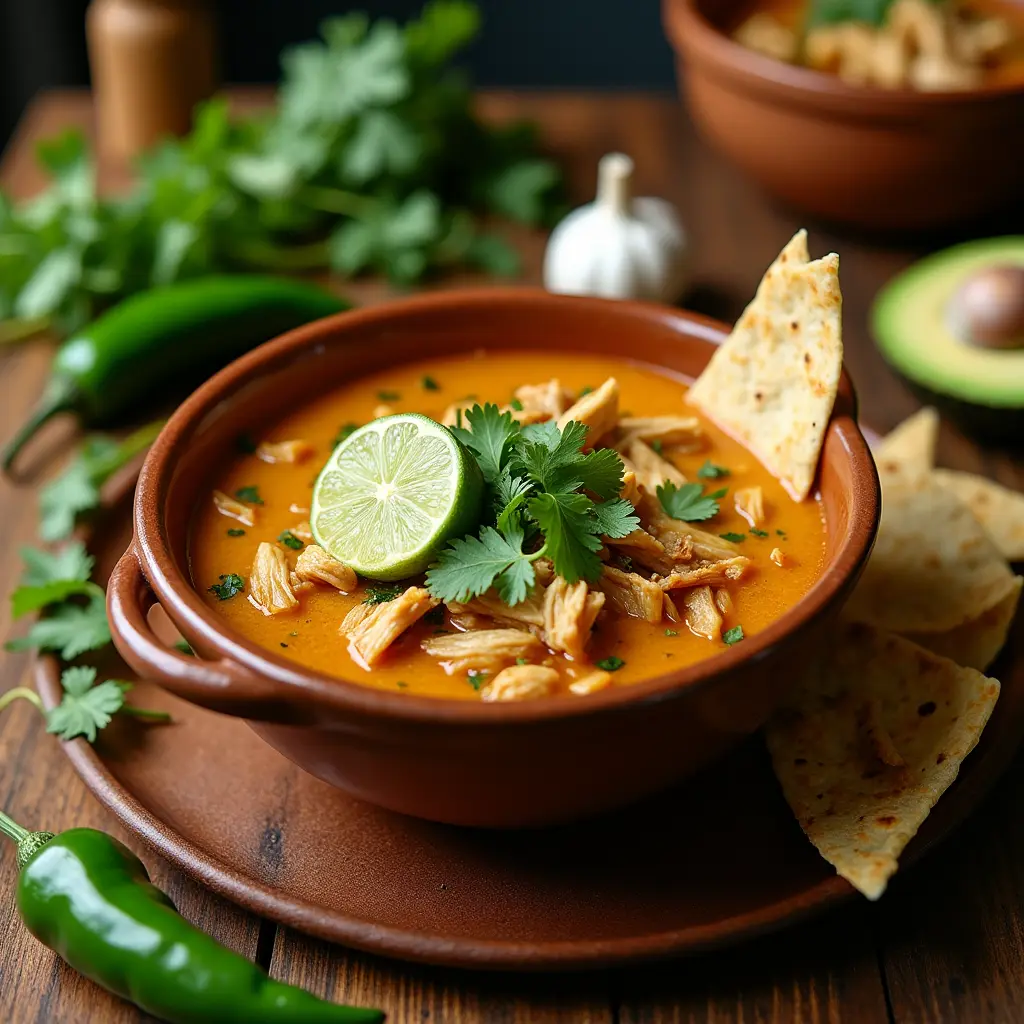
[35,474,1024,970]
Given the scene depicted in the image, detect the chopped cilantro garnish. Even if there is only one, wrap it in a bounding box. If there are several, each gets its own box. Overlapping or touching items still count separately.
[776,529,787,538]
[174,638,194,655]
[427,409,638,604]
[278,530,304,550]
[227,528,245,537]
[596,656,625,672]
[657,482,726,523]
[750,528,769,538]
[235,433,257,454]
[720,532,746,543]
[510,397,524,411]
[280,642,289,648]
[651,439,663,454]
[697,460,730,480]
[363,584,402,605]
[664,629,678,637]
[397,681,408,689]
[578,385,594,396]
[234,486,263,505]
[332,423,359,447]
[467,670,489,691]
[421,376,440,391]
[516,657,529,665]
[723,625,744,645]
[208,574,244,600]
[377,390,400,401]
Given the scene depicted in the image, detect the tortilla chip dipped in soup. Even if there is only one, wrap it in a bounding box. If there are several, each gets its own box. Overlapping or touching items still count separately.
[190,232,842,700]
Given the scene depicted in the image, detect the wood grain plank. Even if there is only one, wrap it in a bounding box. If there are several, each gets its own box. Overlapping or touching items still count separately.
[616,906,892,1024]
[269,929,613,1023]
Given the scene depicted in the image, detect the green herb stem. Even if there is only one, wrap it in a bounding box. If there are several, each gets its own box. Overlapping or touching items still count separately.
[228,238,331,272]
[0,316,51,346]
[299,185,378,217]
[119,706,172,723]
[0,686,45,717]
[0,808,29,845]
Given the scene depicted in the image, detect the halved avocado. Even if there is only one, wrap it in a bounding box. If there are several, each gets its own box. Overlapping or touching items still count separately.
[872,237,1024,445]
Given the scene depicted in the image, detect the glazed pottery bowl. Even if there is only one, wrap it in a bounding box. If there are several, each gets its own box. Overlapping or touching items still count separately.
[663,0,1024,232]
[108,290,879,828]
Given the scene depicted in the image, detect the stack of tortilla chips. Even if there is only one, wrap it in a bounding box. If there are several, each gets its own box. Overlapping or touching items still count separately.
[692,234,1020,900]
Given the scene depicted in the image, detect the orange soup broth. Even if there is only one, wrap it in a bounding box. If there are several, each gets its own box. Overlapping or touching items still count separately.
[190,351,828,700]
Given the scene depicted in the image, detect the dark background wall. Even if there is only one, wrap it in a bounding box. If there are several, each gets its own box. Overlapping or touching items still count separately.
[0,0,676,149]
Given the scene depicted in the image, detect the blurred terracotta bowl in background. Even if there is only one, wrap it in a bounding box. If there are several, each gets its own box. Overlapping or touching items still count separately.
[108,291,879,829]
[663,0,1024,232]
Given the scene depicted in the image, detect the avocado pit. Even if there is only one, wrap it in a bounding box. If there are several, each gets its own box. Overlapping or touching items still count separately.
[948,264,1024,351]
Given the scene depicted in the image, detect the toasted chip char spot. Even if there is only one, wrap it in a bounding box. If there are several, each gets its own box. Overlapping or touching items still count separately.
[481,665,558,701]
[341,586,439,667]
[257,439,315,464]
[249,542,298,615]
[213,490,256,527]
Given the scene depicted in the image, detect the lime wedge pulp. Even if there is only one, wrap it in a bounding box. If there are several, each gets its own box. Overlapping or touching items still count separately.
[311,413,483,582]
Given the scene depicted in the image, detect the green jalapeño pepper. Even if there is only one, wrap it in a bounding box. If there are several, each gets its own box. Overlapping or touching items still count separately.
[0,811,383,1023]
[2,274,348,473]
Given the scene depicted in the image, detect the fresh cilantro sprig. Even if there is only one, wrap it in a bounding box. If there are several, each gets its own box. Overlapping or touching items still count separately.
[0,667,170,743]
[5,544,111,658]
[0,2,564,337]
[657,482,727,523]
[427,408,639,603]
[39,421,164,541]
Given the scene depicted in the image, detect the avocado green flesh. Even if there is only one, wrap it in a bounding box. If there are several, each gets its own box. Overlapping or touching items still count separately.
[872,237,1024,409]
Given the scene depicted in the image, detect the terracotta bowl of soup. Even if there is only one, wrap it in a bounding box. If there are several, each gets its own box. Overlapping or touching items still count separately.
[663,0,1024,231]
[107,290,879,828]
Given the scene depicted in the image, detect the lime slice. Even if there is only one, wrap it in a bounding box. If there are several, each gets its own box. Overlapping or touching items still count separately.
[311,413,483,582]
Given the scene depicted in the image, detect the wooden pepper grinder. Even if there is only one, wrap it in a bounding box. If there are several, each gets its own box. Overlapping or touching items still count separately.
[86,0,217,162]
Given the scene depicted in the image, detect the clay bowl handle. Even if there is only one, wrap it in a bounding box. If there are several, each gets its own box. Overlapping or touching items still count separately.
[107,548,295,721]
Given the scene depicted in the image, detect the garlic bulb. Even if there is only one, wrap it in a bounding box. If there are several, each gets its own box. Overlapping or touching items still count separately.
[543,153,690,303]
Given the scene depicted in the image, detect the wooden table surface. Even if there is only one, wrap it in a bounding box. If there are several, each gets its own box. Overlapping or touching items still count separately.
[1,89,1023,1024]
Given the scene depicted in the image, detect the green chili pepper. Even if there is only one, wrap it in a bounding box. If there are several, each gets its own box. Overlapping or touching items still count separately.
[0,811,383,1023]
[2,275,348,473]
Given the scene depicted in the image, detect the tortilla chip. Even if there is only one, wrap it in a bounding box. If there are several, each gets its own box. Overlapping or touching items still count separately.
[686,230,842,502]
[933,469,1024,562]
[874,407,938,480]
[843,472,1017,634]
[905,575,1021,671]
[765,621,1000,899]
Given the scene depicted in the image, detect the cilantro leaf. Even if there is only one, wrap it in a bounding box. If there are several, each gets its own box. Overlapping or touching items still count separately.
[720,532,746,543]
[656,482,725,523]
[5,595,111,660]
[19,542,93,587]
[494,470,533,532]
[421,375,440,391]
[573,447,626,501]
[426,525,535,604]
[750,528,770,538]
[11,579,103,620]
[44,666,126,743]
[363,584,402,604]
[596,656,625,672]
[404,0,481,68]
[449,403,520,484]
[341,110,422,184]
[514,419,590,492]
[234,486,263,505]
[484,159,562,225]
[39,422,163,542]
[590,498,640,540]
[526,492,603,584]
[723,625,745,645]
[697,460,730,480]
[278,530,304,550]
[208,574,245,600]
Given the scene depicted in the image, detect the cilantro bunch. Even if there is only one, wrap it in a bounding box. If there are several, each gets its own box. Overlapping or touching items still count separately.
[0,1,564,340]
[426,406,639,605]
[3,540,170,741]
